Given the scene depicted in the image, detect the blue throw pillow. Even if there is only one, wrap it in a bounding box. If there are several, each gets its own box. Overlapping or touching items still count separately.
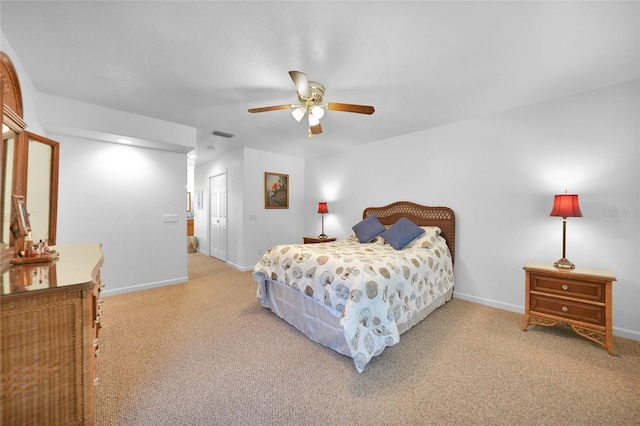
[352,214,386,243]
[380,218,425,250]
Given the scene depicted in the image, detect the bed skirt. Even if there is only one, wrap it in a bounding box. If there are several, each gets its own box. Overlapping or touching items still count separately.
[258,274,454,361]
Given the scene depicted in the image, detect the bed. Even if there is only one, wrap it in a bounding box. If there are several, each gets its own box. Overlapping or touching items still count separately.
[253,201,456,372]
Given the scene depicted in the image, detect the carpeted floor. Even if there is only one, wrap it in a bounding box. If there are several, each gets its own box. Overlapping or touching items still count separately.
[95,253,640,425]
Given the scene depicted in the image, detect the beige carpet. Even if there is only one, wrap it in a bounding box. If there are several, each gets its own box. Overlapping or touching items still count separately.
[96,253,640,425]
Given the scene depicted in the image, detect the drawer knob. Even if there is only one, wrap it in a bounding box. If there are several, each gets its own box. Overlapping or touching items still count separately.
[562,306,568,312]
[562,285,569,291]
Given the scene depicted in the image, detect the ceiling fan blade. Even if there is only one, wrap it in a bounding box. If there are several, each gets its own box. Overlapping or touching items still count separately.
[310,122,322,135]
[289,71,311,99]
[248,105,295,113]
[325,103,375,115]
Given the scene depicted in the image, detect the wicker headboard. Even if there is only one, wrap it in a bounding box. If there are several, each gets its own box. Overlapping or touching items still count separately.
[363,201,456,264]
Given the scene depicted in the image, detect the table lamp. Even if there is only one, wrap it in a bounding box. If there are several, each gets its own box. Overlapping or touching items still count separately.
[317,202,328,239]
[549,191,582,269]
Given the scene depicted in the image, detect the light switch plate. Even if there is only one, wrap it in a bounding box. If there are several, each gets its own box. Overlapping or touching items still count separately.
[163,214,179,223]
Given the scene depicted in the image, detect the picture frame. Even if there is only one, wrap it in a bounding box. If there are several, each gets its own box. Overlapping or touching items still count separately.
[12,194,31,237]
[264,172,289,209]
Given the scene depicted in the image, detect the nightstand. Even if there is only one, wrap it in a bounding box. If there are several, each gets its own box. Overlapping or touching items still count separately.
[303,236,336,244]
[522,261,616,355]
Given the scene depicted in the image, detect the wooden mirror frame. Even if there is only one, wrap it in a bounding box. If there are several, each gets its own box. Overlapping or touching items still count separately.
[2,52,60,267]
[24,131,59,245]
[1,51,27,265]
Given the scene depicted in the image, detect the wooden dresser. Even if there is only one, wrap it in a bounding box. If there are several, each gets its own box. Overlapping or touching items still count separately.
[1,244,104,425]
[521,261,616,355]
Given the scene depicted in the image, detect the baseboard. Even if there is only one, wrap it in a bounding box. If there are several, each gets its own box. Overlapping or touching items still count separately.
[101,277,188,297]
[453,291,640,342]
[453,292,524,314]
[226,261,253,272]
[609,326,640,341]
[192,251,253,273]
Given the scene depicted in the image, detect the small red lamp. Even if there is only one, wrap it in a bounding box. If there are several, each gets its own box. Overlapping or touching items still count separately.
[317,202,329,239]
[549,191,583,270]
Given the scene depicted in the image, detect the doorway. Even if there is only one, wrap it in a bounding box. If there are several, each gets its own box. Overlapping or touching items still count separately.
[209,172,227,261]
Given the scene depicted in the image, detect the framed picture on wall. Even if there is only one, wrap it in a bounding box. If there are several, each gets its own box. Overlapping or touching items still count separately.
[264,172,289,209]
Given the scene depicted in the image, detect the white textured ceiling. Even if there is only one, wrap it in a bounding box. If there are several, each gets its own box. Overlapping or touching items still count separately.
[1,1,638,167]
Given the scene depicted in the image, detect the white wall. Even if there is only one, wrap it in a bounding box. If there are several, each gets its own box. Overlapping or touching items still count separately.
[305,80,639,340]
[194,147,305,270]
[55,135,188,295]
[3,33,190,296]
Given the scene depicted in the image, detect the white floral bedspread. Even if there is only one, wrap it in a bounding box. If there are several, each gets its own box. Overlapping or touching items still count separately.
[253,237,454,372]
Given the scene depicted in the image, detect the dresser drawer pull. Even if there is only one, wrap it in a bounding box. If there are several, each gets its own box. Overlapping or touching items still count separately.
[561,285,569,291]
[562,306,568,312]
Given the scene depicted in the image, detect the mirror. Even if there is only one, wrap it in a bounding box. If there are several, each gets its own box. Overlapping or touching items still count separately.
[25,132,59,244]
[1,51,58,265]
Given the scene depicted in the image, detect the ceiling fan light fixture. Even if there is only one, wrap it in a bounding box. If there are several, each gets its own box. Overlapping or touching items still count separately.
[291,106,306,122]
[308,114,320,126]
[310,105,324,119]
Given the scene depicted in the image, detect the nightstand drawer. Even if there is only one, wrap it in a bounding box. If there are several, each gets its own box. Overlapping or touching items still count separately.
[531,274,604,302]
[530,294,604,326]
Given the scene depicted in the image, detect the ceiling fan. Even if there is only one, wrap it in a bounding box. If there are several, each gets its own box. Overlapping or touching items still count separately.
[248,71,375,137]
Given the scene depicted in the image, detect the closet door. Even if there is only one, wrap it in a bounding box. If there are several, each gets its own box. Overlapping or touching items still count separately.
[209,172,227,261]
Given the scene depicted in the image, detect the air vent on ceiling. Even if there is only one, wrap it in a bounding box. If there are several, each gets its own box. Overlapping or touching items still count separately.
[210,129,236,138]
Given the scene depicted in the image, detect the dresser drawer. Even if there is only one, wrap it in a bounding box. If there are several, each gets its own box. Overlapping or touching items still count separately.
[531,274,604,302]
[530,294,604,326]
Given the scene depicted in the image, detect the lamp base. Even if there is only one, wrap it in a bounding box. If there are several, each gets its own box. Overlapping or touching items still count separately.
[317,234,328,239]
[553,258,575,270]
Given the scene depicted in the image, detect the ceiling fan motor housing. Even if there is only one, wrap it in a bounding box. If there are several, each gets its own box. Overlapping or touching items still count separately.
[299,81,325,105]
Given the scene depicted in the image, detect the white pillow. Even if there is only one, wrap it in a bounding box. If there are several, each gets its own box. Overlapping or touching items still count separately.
[349,232,386,244]
[406,226,441,249]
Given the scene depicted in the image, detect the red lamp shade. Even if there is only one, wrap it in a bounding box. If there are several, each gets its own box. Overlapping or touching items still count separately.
[317,202,329,214]
[550,194,583,218]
